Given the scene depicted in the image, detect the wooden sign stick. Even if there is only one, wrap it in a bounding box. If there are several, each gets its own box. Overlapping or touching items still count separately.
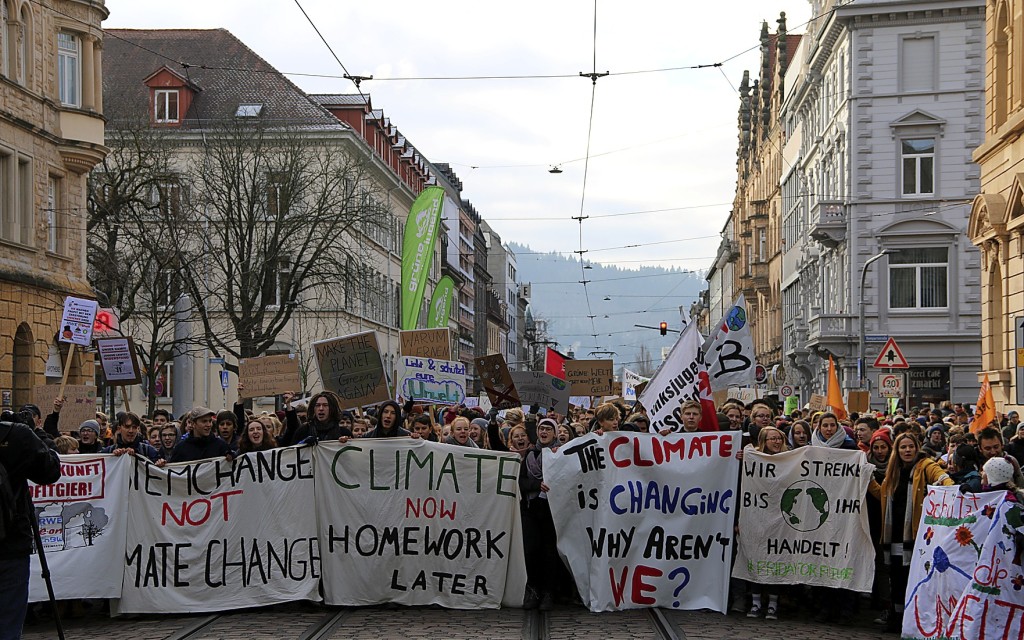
[58,343,76,398]
[120,386,131,413]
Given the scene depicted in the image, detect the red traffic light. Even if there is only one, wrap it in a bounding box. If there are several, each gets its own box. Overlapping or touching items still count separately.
[659,321,668,336]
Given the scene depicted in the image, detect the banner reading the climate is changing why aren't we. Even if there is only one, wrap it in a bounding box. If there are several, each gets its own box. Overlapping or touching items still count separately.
[545,432,739,612]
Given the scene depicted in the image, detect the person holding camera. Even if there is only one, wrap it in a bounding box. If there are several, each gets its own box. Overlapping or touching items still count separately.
[0,417,61,640]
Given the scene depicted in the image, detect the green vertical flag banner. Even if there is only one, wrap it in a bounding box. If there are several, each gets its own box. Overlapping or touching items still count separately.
[400,186,445,330]
[426,275,455,329]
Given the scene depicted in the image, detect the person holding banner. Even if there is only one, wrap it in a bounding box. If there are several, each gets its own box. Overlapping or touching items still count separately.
[444,416,478,448]
[282,391,353,444]
[238,417,278,454]
[168,408,231,463]
[101,412,163,463]
[810,413,856,450]
[364,400,410,438]
[868,432,953,632]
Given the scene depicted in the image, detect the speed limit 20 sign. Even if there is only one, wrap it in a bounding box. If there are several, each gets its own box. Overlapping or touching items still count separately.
[878,373,904,398]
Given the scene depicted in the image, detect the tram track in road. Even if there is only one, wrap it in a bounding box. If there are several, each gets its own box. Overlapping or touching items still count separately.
[528,606,684,640]
[165,606,350,640]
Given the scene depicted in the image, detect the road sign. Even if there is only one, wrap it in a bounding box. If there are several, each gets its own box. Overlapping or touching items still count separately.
[779,384,794,397]
[878,373,904,398]
[220,370,230,390]
[865,335,889,343]
[754,364,767,384]
[872,337,909,369]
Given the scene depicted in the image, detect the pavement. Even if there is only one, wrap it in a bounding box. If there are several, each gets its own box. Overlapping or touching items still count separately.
[19,601,894,640]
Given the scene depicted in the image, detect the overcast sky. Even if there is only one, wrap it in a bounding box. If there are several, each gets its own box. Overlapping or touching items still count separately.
[104,1,814,276]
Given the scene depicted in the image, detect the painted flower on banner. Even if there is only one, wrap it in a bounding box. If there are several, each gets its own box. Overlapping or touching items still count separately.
[982,504,996,519]
[955,526,974,547]
[1012,575,1024,591]
[924,527,935,545]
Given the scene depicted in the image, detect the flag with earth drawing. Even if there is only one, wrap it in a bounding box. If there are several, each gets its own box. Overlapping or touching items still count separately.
[732,446,876,592]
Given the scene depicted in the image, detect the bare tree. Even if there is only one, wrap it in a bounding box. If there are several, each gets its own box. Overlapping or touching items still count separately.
[170,120,391,365]
[635,343,657,378]
[87,119,207,416]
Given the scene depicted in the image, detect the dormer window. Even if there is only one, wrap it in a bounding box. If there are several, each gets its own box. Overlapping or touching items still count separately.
[236,103,263,118]
[154,89,179,123]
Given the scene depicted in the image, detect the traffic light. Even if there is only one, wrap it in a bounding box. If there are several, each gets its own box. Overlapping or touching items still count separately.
[659,321,668,336]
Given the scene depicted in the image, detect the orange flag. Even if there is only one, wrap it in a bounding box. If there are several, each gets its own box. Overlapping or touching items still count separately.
[826,356,848,420]
[969,373,996,434]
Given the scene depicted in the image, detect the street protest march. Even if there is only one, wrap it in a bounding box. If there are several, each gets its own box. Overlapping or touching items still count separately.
[544,431,739,612]
[28,443,526,611]
[28,455,131,602]
[732,447,876,592]
[901,486,1024,640]
[313,440,526,608]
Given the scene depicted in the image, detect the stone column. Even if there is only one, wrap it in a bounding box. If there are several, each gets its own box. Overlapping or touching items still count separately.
[93,40,102,113]
[81,35,95,110]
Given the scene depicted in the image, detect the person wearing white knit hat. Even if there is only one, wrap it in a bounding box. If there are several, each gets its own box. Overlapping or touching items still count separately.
[983,456,1016,490]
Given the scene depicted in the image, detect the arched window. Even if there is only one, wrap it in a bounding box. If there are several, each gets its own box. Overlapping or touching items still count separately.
[0,1,8,77]
[17,4,28,86]
[995,1,1010,127]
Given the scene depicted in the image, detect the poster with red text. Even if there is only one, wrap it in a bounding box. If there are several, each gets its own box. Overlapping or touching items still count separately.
[545,431,739,612]
[28,454,130,601]
[118,447,320,612]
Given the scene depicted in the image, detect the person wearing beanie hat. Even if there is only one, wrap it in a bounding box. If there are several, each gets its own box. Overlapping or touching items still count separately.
[983,457,1016,490]
[76,419,103,454]
[867,430,893,483]
[921,425,946,460]
[869,433,954,631]
[469,417,488,448]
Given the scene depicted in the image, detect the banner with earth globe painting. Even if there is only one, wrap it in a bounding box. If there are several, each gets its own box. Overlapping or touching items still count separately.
[732,446,876,592]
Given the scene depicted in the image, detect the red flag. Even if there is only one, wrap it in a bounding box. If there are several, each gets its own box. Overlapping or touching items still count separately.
[545,347,566,380]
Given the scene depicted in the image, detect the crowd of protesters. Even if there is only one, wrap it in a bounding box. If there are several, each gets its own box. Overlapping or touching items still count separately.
[7,388,1024,634]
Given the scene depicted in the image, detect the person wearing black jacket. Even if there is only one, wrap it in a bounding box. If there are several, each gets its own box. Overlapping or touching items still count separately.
[168,407,232,463]
[0,419,61,639]
[364,400,411,438]
[100,412,162,463]
[76,420,103,454]
[281,391,354,445]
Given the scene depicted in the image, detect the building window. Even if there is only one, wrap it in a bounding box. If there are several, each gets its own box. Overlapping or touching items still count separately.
[158,268,179,309]
[57,32,80,107]
[889,247,948,309]
[900,35,935,93]
[150,180,181,218]
[154,89,179,123]
[901,138,934,196]
[0,2,7,77]
[47,175,62,253]
[266,171,288,218]
[152,354,173,399]
[16,155,30,245]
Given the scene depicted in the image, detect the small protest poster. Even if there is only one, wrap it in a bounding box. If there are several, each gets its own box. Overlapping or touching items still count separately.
[95,337,142,386]
[313,331,390,408]
[902,486,1024,639]
[474,353,520,409]
[847,390,869,413]
[399,328,451,360]
[238,354,301,399]
[33,385,97,433]
[732,447,875,592]
[509,371,570,414]
[622,369,649,403]
[29,454,131,601]
[545,431,739,612]
[119,447,321,613]
[808,394,827,412]
[314,439,527,608]
[397,356,466,405]
[564,359,614,395]
[59,296,99,346]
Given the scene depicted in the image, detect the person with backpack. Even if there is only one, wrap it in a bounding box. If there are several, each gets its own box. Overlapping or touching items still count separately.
[0,417,61,640]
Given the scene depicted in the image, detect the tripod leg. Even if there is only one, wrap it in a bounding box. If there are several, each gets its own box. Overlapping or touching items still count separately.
[28,497,65,640]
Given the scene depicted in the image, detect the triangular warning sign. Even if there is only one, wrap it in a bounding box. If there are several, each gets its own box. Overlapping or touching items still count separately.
[872,337,909,369]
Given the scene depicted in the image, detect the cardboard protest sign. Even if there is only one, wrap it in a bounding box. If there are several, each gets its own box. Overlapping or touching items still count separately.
[59,296,99,346]
[313,331,390,408]
[95,337,142,386]
[808,394,827,412]
[397,356,466,405]
[847,390,870,414]
[564,359,614,395]
[509,371,570,414]
[400,328,451,360]
[902,486,1024,639]
[33,385,96,433]
[545,432,739,612]
[119,447,320,613]
[29,454,131,601]
[732,447,875,592]
[238,354,301,399]
[474,353,520,409]
[314,439,527,608]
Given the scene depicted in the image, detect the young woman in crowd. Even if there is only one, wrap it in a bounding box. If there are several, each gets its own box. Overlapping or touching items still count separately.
[811,413,856,450]
[746,402,774,443]
[351,418,369,438]
[556,424,573,445]
[741,426,788,620]
[53,435,79,455]
[592,402,620,434]
[788,420,812,449]
[867,430,893,483]
[444,416,477,447]
[238,417,278,454]
[948,444,983,493]
[469,417,488,448]
[147,426,162,449]
[869,433,953,632]
[982,457,1024,501]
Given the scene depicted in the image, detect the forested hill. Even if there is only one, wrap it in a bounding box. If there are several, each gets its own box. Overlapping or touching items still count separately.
[508,242,707,373]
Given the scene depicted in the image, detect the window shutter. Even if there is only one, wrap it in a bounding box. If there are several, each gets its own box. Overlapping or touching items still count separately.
[901,37,935,92]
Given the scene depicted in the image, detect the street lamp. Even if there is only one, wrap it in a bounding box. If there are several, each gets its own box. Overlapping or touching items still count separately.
[858,249,897,389]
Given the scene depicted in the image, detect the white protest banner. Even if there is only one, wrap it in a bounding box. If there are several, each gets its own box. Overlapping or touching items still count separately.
[314,439,527,609]
[570,396,592,409]
[622,369,649,403]
[703,294,756,392]
[509,371,570,414]
[545,432,739,612]
[59,296,99,346]
[119,447,320,613]
[28,454,130,601]
[732,447,875,592]
[638,322,717,433]
[902,486,1024,639]
[95,337,142,386]
[397,356,467,405]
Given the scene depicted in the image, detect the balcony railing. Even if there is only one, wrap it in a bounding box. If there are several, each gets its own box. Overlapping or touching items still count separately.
[806,313,852,343]
[809,199,846,248]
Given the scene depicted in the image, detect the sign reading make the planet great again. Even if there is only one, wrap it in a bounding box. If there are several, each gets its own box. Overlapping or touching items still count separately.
[545,432,739,612]
[732,446,875,592]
